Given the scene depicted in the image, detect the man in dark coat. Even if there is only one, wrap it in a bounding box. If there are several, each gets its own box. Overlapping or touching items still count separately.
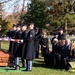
[21,25,28,67]
[26,23,35,71]
[34,27,41,58]
[58,29,66,40]
[60,39,70,70]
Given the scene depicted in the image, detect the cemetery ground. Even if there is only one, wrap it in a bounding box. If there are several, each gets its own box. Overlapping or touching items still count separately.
[0,41,75,75]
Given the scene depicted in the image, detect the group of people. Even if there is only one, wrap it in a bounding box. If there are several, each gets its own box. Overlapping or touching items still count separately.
[45,29,71,70]
[7,23,36,71]
[6,23,49,71]
[6,24,73,71]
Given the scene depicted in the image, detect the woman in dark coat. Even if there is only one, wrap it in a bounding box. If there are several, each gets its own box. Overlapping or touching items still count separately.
[40,30,49,62]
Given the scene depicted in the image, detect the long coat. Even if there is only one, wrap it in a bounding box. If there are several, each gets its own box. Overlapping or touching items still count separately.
[14,30,22,57]
[8,30,16,55]
[34,32,41,52]
[40,37,49,56]
[26,29,35,60]
[21,30,28,58]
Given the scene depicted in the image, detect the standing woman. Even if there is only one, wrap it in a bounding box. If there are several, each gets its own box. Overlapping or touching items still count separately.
[40,30,49,62]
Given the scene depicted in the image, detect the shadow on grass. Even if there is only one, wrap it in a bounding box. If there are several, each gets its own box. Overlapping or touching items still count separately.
[4,67,16,72]
[33,59,51,69]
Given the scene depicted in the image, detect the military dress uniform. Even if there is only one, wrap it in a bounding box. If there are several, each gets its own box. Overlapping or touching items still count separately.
[14,30,22,70]
[7,30,16,55]
[21,30,28,67]
[26,29,35,71]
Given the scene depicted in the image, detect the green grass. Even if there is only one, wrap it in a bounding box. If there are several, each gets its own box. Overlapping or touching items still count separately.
[0,41,75,75]
[1,41,9,50]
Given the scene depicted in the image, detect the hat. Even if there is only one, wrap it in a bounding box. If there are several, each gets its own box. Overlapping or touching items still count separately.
[21,24,27,27]
[27,23,34,26]
[12,24,16,27]
[16,25,21,28]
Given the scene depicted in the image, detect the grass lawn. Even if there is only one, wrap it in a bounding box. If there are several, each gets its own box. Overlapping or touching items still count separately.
[0,41,75,75]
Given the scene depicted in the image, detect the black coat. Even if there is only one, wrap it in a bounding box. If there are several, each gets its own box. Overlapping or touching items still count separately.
[52,43,58,54]
[34,32,41,52]
[21,30,28,58]
[58,33,66,40]
[61,45,70,58]
[8,30,16,55]
[40,37,49,56]
[14,30,22,57]
[26,29,35,60]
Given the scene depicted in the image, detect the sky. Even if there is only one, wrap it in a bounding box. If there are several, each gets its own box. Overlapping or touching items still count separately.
[0,0,31,13]
[1,0,75,13]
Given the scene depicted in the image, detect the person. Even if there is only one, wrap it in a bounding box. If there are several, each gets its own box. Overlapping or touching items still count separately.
[51,35,57,52]
[14,25,22,70]
[25,23,35,71]
[61,39,70,70]
[34,27,41,58]
[57,29,66,40]
[54,40,62,68]
[7,24,17,55]
[21,24,28,68]
[51,38,58,66]
[40,30,49,63]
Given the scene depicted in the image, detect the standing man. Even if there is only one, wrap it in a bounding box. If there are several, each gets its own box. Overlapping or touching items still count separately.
[26,23,35,71]
[34,27,41,58]
[58,29,66,40]
[21,24,28,68]
[14,25,22,70]
[7,24,17,55]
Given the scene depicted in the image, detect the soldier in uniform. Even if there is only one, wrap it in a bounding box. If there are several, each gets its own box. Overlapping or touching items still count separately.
[21,24,28,67]
[7,24,17,55]
[14,25,22,70]
[25,23,35,71]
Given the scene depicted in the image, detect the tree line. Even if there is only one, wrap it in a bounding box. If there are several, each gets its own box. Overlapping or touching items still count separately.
[0,0,75,36]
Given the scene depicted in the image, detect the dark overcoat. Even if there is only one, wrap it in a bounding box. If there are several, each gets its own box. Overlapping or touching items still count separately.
[14,30,22,57]
[34,32,41,52]
[26,29,35,60]
[58,33,66,40]
[61,45,70,58]
[8,30,16,55]
[21,30,28,58]
[40,37,49,56]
